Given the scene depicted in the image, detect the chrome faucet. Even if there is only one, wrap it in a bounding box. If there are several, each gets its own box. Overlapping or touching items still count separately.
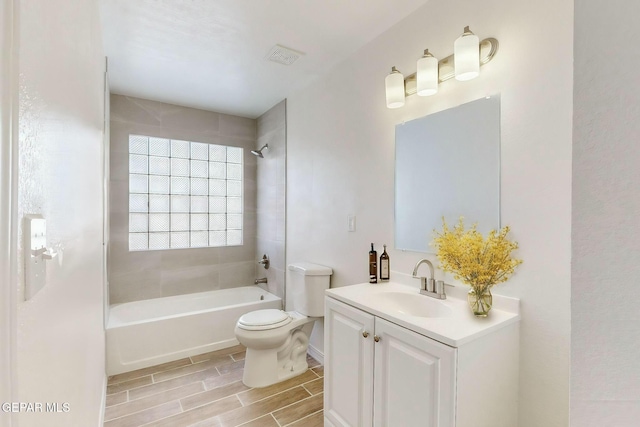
[255,277,268,284]
[412,259,446,299]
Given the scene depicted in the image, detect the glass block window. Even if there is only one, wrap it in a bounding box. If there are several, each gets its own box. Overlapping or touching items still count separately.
[128,135,243,251]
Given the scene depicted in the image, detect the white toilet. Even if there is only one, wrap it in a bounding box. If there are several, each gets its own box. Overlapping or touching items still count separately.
[235,262,332,388]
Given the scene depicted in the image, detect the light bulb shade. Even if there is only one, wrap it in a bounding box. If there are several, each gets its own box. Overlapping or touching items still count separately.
[454,28,480,81]
[416,53,438,97]
[385,67,405,109]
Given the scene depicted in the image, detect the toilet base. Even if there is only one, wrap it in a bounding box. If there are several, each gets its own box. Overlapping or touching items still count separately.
[242,322,314,388]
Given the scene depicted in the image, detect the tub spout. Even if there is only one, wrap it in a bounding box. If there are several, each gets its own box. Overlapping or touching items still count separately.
[255,277,268,284]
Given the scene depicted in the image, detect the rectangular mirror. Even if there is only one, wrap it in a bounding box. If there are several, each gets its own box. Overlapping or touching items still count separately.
[395,96,501,253]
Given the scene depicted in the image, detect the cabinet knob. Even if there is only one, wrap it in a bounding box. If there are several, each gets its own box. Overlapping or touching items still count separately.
[374,335,381,342]
[362,331,369,338]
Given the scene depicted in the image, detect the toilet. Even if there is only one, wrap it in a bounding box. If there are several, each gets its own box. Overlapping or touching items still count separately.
[235,262,332,388]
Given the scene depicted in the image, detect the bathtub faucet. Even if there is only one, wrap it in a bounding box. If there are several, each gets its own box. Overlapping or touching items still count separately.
[255,277,268,284]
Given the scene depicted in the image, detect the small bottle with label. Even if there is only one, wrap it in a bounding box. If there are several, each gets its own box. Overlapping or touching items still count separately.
[380,244,390,281]
[369,243,377,283]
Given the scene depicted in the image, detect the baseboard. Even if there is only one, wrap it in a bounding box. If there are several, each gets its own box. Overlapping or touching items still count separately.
[307,344,324,365]
[98,374,107,426]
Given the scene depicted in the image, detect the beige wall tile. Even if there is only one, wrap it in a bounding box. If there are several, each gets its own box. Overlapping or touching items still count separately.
[109,95,258,304]
[219,114,256,140]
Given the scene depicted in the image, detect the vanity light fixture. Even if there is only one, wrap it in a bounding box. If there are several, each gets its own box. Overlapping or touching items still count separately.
[385,26,498,109]
[385,66,406,108]
[416,49,438,96]
[454,26,480,81]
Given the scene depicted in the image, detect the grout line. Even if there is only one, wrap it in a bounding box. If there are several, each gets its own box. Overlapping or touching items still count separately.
[282,408,323,427]
[271,412,283,427]
[265,391,318,424]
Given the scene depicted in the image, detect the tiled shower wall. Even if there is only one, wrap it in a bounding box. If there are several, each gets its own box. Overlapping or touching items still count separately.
[255,101,286,301]
[109,95,257,304]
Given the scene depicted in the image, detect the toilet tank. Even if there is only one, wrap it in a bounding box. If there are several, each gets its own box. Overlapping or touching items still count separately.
[288,262,333,316]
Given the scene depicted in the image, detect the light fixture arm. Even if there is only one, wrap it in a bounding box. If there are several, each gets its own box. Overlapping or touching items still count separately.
[403,37,498,96]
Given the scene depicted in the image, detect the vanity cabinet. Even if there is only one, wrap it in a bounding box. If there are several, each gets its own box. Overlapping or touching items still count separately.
[325,297,455,427]
[324,293,519,427]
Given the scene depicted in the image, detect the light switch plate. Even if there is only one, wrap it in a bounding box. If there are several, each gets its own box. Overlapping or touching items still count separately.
[348,215,356,232]
[24,214,47,300]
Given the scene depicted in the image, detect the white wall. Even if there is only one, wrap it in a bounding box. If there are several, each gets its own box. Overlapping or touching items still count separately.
[572,1,640,425]
[15,0,106,425]
[287,0,572,425]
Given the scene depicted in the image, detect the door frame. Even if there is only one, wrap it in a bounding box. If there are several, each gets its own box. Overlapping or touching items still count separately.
[0,0,18,425]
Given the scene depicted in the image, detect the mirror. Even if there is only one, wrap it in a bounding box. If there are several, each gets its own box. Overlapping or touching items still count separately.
[395,96,501,253]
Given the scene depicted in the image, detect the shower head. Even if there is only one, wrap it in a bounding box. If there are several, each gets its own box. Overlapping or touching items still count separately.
[251,143,269,158]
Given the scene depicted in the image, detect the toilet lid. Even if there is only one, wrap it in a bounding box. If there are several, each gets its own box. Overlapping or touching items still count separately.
[237,309,292,331]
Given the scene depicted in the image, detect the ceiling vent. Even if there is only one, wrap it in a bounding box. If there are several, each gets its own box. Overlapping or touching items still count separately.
[265,44,304,66]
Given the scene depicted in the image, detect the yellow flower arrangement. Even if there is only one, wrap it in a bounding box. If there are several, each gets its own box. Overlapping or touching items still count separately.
[432,217,523,295]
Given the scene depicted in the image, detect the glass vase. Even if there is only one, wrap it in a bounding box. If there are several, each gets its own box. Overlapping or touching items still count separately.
[468,287,493,317]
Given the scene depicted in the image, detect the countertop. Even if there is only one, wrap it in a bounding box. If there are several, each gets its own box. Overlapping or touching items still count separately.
[325,281,520,347]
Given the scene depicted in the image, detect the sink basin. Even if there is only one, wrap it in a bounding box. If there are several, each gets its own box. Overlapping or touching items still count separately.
[371,292,453,318]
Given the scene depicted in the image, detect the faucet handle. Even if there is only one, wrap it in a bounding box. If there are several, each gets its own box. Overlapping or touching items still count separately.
[414,276,427,289]
[435,280,445,295]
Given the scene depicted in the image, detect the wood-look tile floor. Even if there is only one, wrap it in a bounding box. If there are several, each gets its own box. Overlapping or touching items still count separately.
[104,346,324,427]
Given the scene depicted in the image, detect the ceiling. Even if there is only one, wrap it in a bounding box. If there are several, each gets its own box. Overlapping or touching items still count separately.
[99,0,429,118]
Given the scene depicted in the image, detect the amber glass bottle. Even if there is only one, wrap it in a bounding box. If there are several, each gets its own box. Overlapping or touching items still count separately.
[369,243,377,283]
[380,244,390,281]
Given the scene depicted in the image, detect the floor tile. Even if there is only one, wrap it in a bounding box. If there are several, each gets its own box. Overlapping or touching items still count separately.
[103,401,181,427]
[129,367,219,400]
[204,369,244,390]
[191,345,246,363]
[231,351,246,361]
[103,346,324,427]
[214,386,311,427]
[142,396,241,427]
[302,378,323,395]
[236,370,317,406]
[216,359,245,375]
[181,381,250,411]
[237,414,279,427]
[105,382,203,421]
[106,391,128,407]
[153,355,233,382]
[272,393,323,426]
[285,410,324,427]
[108,358,192,385]
[107,376,153,395]
[311,366,324,377]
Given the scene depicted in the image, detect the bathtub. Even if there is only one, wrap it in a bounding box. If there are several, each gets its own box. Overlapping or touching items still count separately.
[106,286,281,375]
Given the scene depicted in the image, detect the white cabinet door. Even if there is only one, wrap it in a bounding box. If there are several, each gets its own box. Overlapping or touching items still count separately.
[325,297,375,427]
[373,317,456,427]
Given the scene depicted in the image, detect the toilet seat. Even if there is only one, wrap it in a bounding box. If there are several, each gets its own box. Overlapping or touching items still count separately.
[237,309,292,331]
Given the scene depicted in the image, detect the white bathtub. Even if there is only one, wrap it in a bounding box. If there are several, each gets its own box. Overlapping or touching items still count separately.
[106,286,281,375]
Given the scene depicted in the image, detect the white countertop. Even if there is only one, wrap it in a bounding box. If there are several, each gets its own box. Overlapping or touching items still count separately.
[325,281,520,348]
